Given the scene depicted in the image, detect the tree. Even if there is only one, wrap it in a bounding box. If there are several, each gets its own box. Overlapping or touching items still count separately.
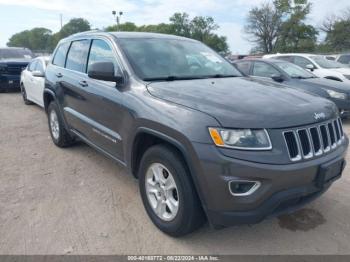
[105,13,229,54]
[244,0,318,53]
[7,28,52,51]
[321,9,350,52]
[244,2,283,53]
[275,0,318,52]
[50,18,91,49]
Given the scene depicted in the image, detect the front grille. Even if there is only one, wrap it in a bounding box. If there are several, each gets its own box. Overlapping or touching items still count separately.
[283,118,344,161]
[6,65,24,75]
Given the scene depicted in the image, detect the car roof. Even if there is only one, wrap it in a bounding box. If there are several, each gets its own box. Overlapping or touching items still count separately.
[64,30,197,42]
[0,47,31,51]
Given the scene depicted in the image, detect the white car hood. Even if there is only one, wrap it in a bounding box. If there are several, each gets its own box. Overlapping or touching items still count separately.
[332,67,350,75]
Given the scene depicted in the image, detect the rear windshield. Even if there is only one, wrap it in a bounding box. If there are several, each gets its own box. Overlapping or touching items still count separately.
[0,49,34,60]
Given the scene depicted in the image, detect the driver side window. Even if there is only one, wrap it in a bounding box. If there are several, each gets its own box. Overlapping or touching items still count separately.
[87,39,120,74]
[252,62,279,77]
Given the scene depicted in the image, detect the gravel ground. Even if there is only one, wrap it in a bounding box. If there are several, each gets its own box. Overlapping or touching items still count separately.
[1,92,350,255]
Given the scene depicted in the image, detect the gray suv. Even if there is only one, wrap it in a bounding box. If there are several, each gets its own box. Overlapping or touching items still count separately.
[44,31,348,236]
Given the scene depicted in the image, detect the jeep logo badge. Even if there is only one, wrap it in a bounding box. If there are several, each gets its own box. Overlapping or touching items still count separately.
[314,112,326,120]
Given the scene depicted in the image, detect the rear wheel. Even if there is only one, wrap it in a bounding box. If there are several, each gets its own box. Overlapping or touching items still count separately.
[21,84,32,105]
[47,101,74,147]
[139,145,205,237]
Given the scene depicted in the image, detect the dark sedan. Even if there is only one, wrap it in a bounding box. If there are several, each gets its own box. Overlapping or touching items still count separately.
[0,47,34,91]
[234,59,350,118]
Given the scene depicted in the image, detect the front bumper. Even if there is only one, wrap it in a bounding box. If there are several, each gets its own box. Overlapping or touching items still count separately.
[191,138,348,227]
[0,74,21,91]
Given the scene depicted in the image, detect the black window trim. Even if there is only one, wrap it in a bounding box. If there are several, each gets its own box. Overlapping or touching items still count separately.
[64,39,91,74]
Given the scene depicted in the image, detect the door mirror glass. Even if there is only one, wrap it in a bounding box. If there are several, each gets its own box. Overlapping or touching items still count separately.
[306,64,315,71]
[88,62,123,83]
[271,74,284,82]
[32,70,45,77]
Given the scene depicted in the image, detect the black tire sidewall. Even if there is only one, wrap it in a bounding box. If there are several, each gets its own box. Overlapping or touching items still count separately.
[139,145,203,236]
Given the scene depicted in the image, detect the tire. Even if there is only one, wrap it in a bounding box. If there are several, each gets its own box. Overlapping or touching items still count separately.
[47,101,74,147]
[139,144,205,237]
[21,84,32,105]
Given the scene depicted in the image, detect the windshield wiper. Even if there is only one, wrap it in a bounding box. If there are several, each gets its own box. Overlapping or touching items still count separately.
[143,74,240,82]
[143,76,205,81]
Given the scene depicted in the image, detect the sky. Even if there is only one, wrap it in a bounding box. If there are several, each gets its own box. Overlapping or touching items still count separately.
[0,0,349,53]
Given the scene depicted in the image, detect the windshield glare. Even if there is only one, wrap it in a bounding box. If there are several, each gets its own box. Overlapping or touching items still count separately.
[275,61,315,78]
[118,38,242,80]
[0,49,34,60]
[310,55,344,69]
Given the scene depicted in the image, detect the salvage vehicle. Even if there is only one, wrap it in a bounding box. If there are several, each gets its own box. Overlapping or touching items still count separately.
[0,47,34,91]
[44,31,348,236]
[234,59,350,118]
[20,56,50,107]
[263,53,350,83]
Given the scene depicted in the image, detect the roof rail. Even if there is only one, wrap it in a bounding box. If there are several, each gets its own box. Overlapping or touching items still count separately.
[67,29,106,38]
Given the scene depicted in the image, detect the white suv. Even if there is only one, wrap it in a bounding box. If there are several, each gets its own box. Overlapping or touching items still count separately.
[263,53,350,83]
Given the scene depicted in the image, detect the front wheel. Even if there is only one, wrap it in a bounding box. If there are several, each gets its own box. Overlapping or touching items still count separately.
[21,84,32,105]
[139,145,205,237]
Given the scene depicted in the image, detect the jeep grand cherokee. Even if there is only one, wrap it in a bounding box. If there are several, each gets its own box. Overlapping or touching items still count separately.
[44,31,348,236]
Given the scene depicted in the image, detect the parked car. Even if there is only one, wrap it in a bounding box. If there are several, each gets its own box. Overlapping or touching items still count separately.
[0,47,34,91]
[335,54,350,66]
[234,59,350,118]
[20,56,49,107]
[44,31,348,236]
[263,53,350,82]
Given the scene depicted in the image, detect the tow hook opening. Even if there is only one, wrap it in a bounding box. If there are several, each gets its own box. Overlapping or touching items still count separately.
[229,180,261,196]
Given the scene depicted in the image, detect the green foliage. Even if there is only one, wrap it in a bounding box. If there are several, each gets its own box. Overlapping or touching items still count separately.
[7,28,52,51]
[321,10,350,52]
[7,18,91,52]
[245,0,318,53]
[105,12,229,54]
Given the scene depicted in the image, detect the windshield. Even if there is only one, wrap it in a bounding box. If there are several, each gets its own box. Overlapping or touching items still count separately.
[309,55,344,69]
[0,49,34,60]
[275,61,315,79]
[118,38,242,80]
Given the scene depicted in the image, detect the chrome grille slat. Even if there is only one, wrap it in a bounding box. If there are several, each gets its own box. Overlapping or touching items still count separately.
[283,117,344,161]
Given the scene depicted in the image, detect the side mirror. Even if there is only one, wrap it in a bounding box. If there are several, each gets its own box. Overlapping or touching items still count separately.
[32,70,45,77]
[306,64,315,71]
[271,74,284,82]
[88,62,123,84]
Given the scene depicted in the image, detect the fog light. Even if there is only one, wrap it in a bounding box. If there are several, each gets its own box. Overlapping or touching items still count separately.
[229,180,261,196]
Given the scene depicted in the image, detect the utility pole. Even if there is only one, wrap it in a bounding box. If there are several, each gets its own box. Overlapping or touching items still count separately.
[59,14,63,29]
[112,11,123,31]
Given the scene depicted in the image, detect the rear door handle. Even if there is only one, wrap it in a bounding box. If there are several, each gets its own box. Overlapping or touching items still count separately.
[56,73,63,78]
[78,80,88,87]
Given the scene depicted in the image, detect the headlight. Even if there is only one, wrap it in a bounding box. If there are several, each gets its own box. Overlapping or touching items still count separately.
[325,89,347,100]
[208,128,272,150]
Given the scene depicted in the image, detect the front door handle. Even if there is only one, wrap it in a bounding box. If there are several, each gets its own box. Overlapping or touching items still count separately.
[78,80,88,87]
[56,73,63,78]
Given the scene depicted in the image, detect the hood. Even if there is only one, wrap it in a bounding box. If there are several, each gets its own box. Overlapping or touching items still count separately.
[147,77,338,129]
[332,67,350,75]
[302,78,350,94]
[0,58,31,65]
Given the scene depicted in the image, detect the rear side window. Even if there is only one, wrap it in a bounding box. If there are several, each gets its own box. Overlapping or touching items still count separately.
[52,42,70,67]
[66,40,90,73]
[235,62,251,75]
[275,56,293,63]
[87,39,119,73]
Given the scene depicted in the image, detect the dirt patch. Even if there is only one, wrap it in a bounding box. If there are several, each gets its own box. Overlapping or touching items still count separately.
[278,208,326,231]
